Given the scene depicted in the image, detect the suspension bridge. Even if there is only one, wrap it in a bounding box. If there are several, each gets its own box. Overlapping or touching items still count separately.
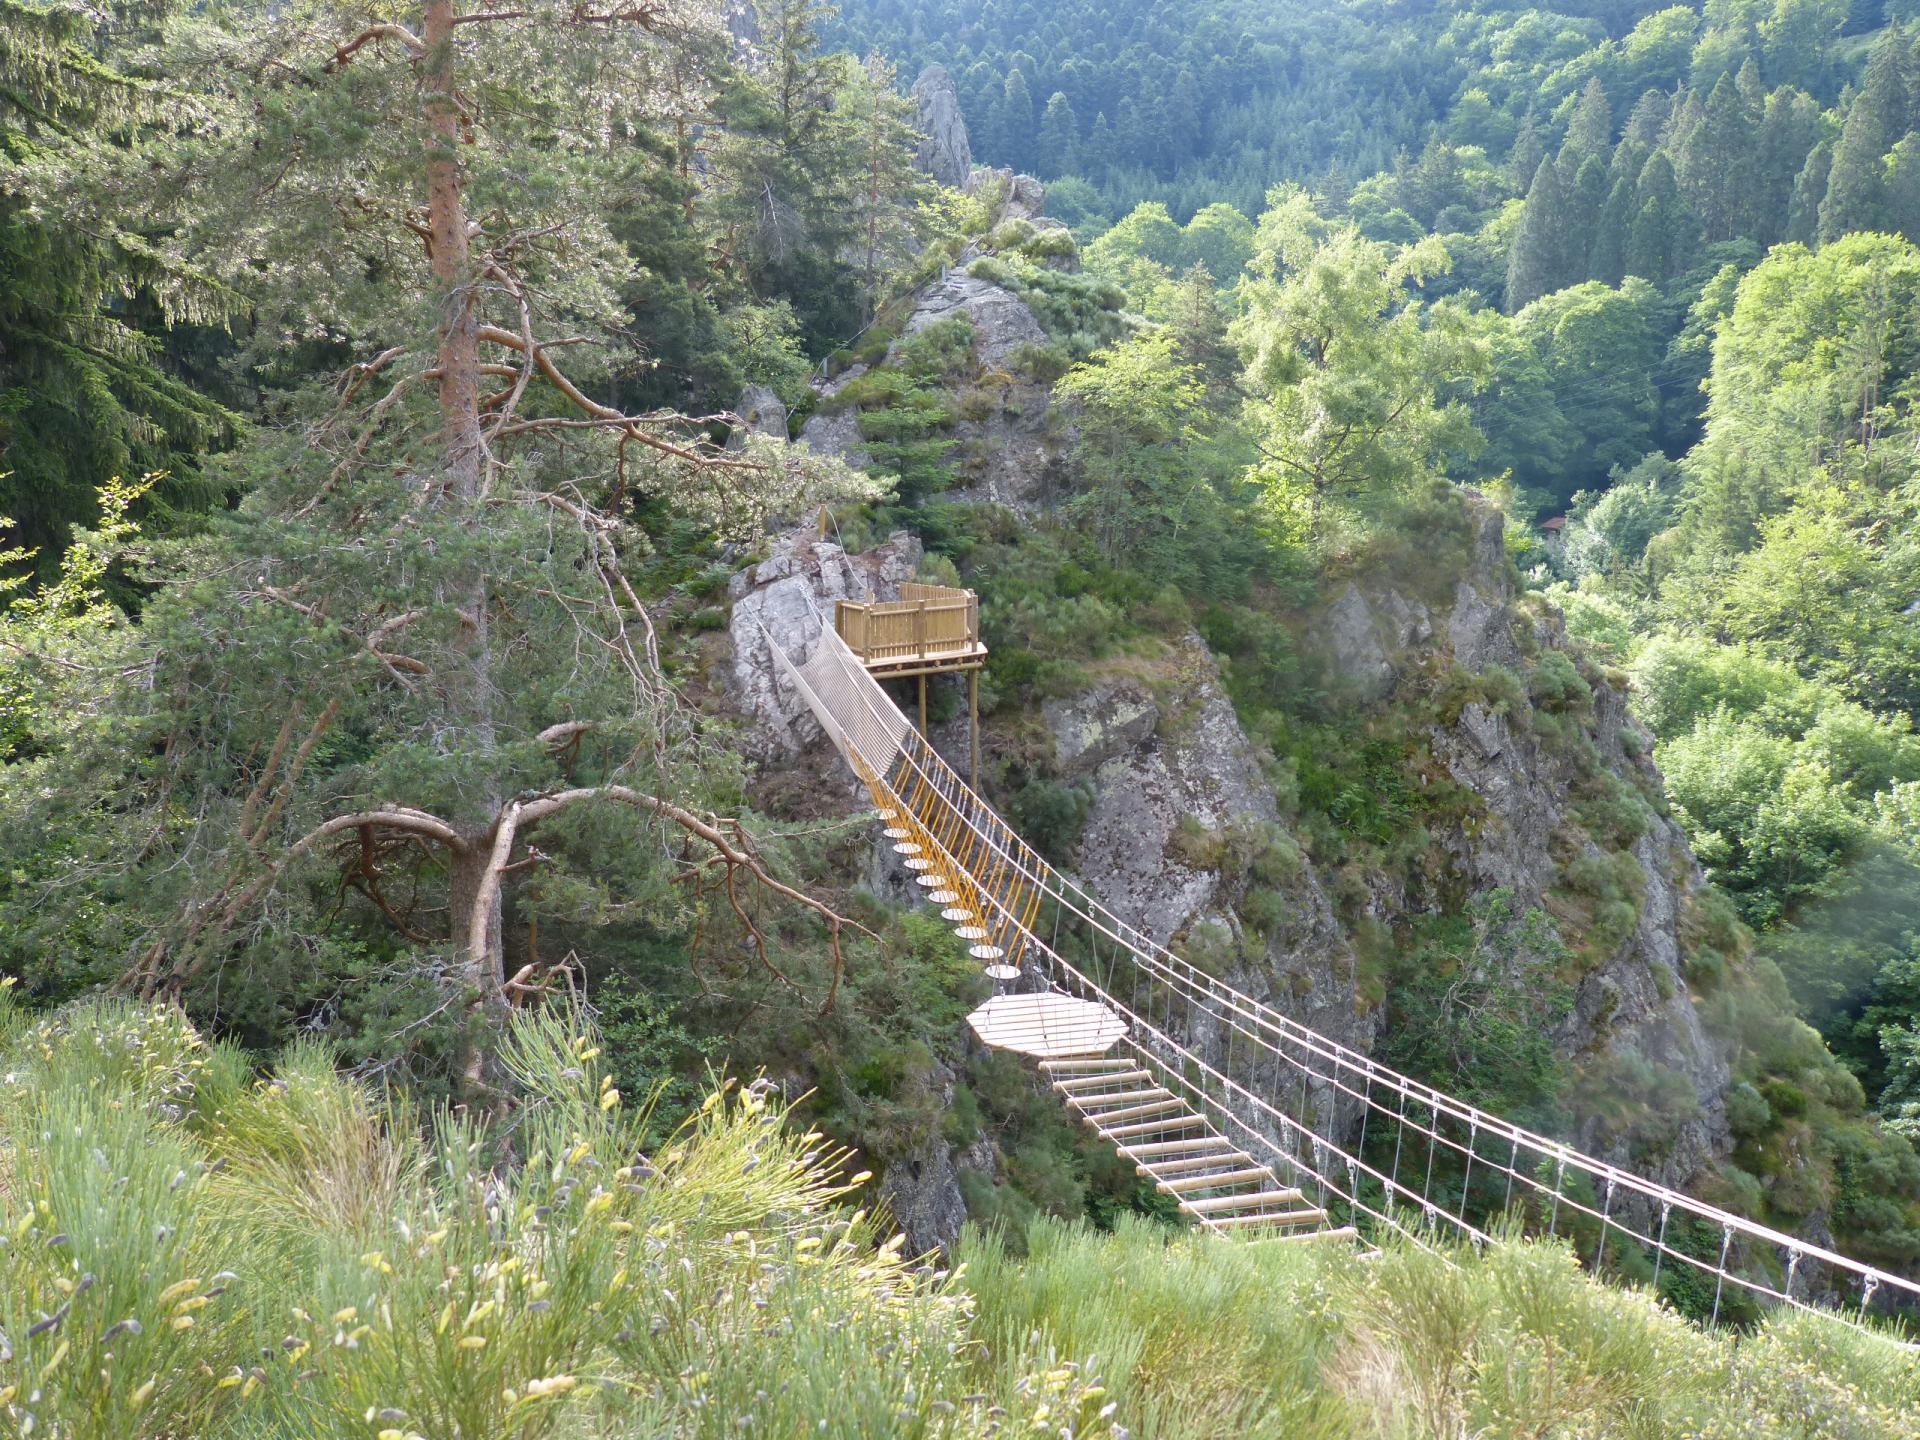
[765,613,1920,1334]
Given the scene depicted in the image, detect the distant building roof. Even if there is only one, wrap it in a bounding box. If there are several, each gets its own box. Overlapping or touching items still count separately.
[1539,515,1567,532]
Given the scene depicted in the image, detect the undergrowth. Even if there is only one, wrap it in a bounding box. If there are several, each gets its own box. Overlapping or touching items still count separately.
[961,1216,1920,1440]
[0,996,1115,1440]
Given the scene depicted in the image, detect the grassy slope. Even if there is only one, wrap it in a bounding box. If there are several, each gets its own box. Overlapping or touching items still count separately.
[963,1216,1920,1440]
[0,990,1911,1439]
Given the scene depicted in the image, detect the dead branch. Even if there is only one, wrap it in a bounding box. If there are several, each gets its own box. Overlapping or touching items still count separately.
[470,787,869,1016]
[327,22,425,71]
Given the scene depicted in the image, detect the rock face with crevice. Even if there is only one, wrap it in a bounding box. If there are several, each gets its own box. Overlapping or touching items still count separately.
[911,65,972,187]
[797,179,1073,509]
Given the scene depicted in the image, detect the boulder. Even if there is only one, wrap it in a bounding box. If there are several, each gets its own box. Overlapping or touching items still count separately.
[724,383,788,451]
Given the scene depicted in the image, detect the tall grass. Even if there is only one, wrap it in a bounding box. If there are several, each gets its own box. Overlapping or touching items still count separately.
[960,1216,1920,1440]
[0,1000,1116,1439]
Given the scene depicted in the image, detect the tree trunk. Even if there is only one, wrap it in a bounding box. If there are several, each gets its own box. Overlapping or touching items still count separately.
[447,841,509,1094]
[422,1,504,1091]
[423,0,484,503]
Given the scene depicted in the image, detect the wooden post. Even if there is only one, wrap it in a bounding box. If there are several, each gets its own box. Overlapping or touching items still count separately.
[969,669,980,789]
[918,673,928,735]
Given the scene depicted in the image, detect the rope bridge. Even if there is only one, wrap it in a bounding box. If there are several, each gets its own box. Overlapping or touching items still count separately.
[765,617,1920,1331]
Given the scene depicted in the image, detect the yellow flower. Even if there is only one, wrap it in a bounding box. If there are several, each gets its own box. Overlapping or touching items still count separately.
[130,1378,156,1408]
[457,1335,487,1350]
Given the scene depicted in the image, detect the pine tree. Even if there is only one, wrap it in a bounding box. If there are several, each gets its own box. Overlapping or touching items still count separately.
[1506,156,1573,312]
[0,1,236,576]
[1509,110,1546,192]
[1674,72,1756,243]
[1566,153,1611,279]
[1591,175,1636,285]
[1037,90,1080,176]
[1754,89,1822,247]
[1818,32,1909,241]
[848,53,929,320]
[1084,110,1113,179]
[1623,88,1671,150]
[12,1,879,1092]
[1886,132,1920,243]
[999,68,1037,169]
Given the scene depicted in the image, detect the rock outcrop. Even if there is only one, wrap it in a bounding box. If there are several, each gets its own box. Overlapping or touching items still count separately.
[911,66,972,187]
[1308,496,1734,1183]
[902,271,1050,370]
[726,526,920,758]
[724,383,788,449]
[797,259,1070,508]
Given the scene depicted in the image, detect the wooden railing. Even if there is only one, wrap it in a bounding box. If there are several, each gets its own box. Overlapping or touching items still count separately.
[834,583,984,671]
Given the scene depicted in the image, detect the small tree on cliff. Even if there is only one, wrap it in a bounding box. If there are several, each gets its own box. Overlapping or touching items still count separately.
[0,1,880,1097]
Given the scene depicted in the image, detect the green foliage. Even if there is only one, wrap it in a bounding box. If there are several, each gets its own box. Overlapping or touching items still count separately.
[961,1217,1920,1440]
[0,999,1121,1439]
[1383,890,1574,1124]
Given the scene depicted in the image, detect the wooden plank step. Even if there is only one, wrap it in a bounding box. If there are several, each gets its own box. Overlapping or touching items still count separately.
[1102,1113,1207,1139]
[1244,1226,1359,1247]
[1157,1166,1274,1194]
[1138,1150,1255,1177]
[1200,1208,1326,1232]
[1052,1069,1151,1092]
[1039,1058,1135,1074]
[1120,1138,1238,1160]
[1064,1088,1169,1110]
[1183,1188,1305,1215]
[1081,1096,1183,1125]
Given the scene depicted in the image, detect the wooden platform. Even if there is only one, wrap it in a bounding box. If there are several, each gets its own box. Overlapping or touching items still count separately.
[834,584,986,678]
[965,993,1127,1059]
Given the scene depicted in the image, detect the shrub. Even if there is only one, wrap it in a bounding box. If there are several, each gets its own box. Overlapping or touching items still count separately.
[1530,648,1593,713]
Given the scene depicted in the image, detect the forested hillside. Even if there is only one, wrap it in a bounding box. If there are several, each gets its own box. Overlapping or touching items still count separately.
[4,0,1920,1423]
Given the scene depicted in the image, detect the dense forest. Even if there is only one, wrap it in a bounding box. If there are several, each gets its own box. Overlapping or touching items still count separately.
[4,0,1920,1428]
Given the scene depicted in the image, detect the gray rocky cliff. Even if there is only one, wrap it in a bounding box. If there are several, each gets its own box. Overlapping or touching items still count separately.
[725,527,920,760]
[911,66,972,188]
[1308,496,1734,1185]
[798,178,1074,509]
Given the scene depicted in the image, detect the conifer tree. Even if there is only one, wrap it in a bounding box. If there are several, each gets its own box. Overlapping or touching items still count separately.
[848,53,929,320]
[1819,32,1911,241]
[1624,88,1672,149]
[7,1,878,1095]
[1562,78,1614,168]
[1887,132,1920,241]
[999,68,1037,169]
[1591,175,1637,285]
[1508,110,1547,191]
[1755,88,1824,246]
[1676,72,1757,242]
[1788,140,1834,244]
[0,0,235,575]
[1505,156,1572,312]
[1038,90,1080,176]
[1626,149,1694,284]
